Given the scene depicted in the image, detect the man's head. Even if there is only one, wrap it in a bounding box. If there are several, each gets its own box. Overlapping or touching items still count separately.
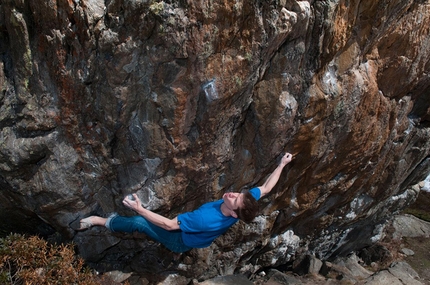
[223,191,259,223]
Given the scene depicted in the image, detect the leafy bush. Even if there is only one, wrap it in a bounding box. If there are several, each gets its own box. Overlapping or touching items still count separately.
[0,233,102,284]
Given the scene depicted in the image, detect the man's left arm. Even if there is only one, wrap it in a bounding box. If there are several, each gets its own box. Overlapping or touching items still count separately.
[258,153,293,197]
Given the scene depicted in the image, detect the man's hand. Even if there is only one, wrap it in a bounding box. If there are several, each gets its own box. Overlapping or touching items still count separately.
[123,194,142,212]
[280,152,293,167]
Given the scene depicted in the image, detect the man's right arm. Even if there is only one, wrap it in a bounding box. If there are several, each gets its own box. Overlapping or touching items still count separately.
[123,194,180,231]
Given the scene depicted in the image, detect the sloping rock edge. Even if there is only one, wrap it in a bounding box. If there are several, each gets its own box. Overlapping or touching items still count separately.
[109,214,429,284]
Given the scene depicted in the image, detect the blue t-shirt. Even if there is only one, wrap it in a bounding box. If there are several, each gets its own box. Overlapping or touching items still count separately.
[177,187,261,248]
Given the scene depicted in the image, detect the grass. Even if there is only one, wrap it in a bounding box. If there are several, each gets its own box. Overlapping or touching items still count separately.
[402,190,430,222]
[402,236,430,283]
[400,190,430,283]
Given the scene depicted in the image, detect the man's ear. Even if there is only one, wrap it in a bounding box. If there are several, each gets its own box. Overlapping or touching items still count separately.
[231,210,238,218]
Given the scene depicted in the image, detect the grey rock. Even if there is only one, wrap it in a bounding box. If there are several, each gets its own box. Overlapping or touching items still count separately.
[266,269,302,285]
[103,270,133,283]
[363,262,424,285]
[400,247,415,256]
[392,215,430,239]
[365,270,404,285]
[197,275,253,285]
[157,273,189,285]
[308,255,323,275]
[388,261,422,285]
[335,253,373,279]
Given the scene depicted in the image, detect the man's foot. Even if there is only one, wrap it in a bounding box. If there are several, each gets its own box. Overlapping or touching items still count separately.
[79,216,95,230]
[71,216,108,231]
[71,216,95,231]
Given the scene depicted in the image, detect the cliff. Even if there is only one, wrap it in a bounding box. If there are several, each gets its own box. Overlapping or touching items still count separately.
[0,0,429,282]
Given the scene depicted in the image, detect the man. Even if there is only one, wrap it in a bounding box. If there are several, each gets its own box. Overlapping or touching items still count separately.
[77,153,293,253]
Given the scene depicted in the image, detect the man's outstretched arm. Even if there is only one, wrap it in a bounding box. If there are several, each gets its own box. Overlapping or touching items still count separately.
[123,194,180,231]
[259,153,293,197]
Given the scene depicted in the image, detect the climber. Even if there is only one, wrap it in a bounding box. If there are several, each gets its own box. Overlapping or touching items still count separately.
[75,152,293,253]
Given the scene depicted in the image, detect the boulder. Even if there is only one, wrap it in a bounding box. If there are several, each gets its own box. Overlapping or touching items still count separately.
[400,248,415,256]
[1,0,430,282]
[388,261,422,285]
[196,275,253,285]
[392,215,430,239]
[364,271,404,285]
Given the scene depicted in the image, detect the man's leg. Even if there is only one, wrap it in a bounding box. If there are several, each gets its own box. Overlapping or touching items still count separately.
[106,215,192,253]
[84,216,107,226]
[74,216,106,230]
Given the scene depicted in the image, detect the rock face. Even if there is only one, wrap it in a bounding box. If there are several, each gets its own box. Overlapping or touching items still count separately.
[0,0,429,282]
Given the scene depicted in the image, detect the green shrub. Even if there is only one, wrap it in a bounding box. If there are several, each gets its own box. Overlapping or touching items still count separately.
[0,233,103,285]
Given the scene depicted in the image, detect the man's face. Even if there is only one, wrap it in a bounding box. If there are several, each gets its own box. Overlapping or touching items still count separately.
[222,192,244,211]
